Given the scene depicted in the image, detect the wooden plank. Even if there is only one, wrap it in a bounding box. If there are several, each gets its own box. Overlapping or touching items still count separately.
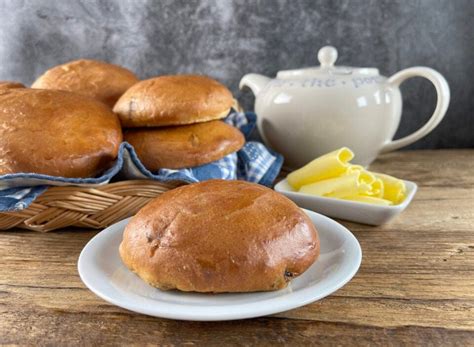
[1,282,473,329]
[276,297,474,330]
[1,308,473,346]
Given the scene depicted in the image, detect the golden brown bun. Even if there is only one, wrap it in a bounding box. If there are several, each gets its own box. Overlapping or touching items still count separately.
[113,75,233,127]
[119,179,320,293]
[124,121,244,170]
[31,59,139,107]
[0,81,25,89]
[0,89,123,177]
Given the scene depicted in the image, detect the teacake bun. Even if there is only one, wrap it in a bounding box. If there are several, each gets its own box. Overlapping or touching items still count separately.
[32,59,139,107]
[0,88,122,177]
[119,179,320,293]
[113,75,233,127]
[124,121,244,170]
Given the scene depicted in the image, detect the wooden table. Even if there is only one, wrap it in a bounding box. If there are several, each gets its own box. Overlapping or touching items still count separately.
[1,150,473,345]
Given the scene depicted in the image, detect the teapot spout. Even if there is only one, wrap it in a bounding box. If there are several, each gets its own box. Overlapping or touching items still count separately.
[239,73,271,96]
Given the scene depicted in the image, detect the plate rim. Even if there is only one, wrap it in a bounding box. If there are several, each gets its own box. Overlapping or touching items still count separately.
[78,209,362,321]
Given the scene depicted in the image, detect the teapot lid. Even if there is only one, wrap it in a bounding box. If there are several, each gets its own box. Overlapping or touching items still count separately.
[277,46,379,79]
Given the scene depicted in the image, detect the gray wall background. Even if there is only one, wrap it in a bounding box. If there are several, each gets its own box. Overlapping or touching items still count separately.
[0,0,472,149]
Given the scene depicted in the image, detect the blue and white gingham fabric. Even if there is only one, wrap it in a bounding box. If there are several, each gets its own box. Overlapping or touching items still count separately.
[0,111,283,212]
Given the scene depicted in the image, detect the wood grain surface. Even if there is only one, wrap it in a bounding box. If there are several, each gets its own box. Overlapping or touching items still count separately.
[1,150,473,346]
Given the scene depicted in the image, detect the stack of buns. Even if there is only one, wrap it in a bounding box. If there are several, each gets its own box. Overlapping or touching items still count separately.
[113,75,245,171]
[0,59,244,177]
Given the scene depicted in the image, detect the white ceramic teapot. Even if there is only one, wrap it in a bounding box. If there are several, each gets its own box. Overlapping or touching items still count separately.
[240,46,450,168]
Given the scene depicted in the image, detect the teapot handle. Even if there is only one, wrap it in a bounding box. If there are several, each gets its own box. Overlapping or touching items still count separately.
[381,67,450,153]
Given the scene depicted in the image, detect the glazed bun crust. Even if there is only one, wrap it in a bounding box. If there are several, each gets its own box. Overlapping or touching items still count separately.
[119,180,320,293]
[124,121,245,170]
[0,89,122,177]
[0,81,25,90]
[113,75,234,127]
[32,59,139,107]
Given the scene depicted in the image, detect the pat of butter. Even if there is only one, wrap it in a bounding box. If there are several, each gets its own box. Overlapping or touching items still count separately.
[286,147,408,206]
[299,172,371,198]
[365,178,384,198]
[345,165,376,185]
[287,147,354,189]
[373,173,406,204]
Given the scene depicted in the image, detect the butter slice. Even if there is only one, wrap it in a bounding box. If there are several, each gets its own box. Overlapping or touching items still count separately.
[287,147,354,189]
[345,165,376,185]
[299,172,371,198]
[365,178,384,198]
[374,173,406,204]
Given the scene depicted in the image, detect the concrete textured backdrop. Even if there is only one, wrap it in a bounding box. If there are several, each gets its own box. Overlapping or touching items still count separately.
[0,0,472,149]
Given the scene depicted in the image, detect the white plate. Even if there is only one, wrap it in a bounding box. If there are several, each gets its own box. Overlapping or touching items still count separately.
[275,179,417,226]
[78,210,362,321]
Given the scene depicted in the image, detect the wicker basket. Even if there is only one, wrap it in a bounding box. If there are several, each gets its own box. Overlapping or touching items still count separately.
[0,180,185,232]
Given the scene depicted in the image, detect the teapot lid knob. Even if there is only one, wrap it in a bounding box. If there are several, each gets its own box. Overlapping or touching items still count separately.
[318,46,338,67]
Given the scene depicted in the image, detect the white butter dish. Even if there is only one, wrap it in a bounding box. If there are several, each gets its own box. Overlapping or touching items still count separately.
[274,179,417,226]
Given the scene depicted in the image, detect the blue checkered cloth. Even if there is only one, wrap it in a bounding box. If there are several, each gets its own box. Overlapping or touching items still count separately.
[0,112,283,212]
